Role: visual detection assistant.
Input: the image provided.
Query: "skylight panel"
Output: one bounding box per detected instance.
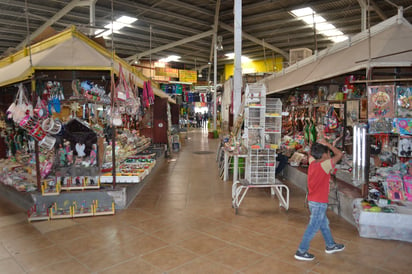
[97,15,137,38]
[290,7,348,43]
[117,15,138,24]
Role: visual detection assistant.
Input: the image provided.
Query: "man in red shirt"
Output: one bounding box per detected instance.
[295,139,344,261]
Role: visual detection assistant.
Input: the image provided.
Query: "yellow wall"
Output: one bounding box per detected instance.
[224,57,283,80]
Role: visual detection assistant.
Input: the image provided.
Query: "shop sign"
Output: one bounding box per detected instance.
[155,67,179,78]
[179,70,197,83]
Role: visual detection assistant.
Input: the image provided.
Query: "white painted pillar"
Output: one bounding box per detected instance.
[233,0,242,118]
[213,33,217,131]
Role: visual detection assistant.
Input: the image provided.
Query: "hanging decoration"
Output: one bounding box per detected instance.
[396,86,412,118]
[368,85,395,118]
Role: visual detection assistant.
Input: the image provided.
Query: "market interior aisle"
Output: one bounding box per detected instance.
[0,128,411,273]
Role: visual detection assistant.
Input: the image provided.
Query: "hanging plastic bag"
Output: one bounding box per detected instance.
[7,83,33,123]
[115,65,130,102]
[110,107,123,127]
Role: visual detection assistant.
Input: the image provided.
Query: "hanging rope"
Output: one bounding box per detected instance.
[109,0,117,190]
[24,0,33,68]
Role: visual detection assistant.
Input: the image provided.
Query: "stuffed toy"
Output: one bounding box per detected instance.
[398,138,412,157]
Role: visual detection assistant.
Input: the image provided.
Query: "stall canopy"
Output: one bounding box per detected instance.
[0,26,173,102]
[263,13,412,95]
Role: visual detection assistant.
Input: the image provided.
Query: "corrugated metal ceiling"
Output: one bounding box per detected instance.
[0,0,411,80]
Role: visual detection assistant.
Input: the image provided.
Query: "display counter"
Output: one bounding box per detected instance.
[352,198,412,242]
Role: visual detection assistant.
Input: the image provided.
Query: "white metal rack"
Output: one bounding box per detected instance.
[264,98,282,149]
[246,148,277,184]
[232,179,289,214]
[244,84,266,147]
[232,83,289,214]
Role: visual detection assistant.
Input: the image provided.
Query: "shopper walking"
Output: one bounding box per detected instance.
[202,112,208,127]
[294,139,344,261]
[195,113,201,128]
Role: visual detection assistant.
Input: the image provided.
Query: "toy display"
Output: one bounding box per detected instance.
[27,203,50,222]
[41,179,61,196]
[50,201,72,219]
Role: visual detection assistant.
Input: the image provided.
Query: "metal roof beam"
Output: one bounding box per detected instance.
[116,0,210,28]
[16,0,90,50]
[137,16,200,35]
[219,22,288,59]
[125,29,214,61]
[166,0,214,17]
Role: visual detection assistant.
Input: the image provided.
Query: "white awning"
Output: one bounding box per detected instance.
[0,26,173,102]
[263,15,412,94]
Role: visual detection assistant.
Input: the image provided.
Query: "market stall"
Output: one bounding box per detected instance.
[0,26,173,221]
[257,13,412,239]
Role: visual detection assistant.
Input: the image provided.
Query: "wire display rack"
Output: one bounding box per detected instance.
[264,98,282,149]
[246,148,277,184]
[232,148,289,214]
[231,83,289,214]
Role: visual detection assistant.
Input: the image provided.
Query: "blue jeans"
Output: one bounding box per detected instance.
[298,201,335,253]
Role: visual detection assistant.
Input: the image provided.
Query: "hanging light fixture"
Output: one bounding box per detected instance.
[198,70,203,78]
[216,35,223,51]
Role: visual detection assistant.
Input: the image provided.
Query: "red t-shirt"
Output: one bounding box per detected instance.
[307,157,333,203]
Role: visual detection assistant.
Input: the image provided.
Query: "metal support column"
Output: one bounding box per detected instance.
[233,0,242,118]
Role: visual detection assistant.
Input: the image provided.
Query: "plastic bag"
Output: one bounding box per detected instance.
[7,84,33,123]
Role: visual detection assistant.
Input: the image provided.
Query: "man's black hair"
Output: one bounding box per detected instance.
[311,142,329,160]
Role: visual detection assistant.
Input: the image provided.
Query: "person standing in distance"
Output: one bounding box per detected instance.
[294,139,345,261]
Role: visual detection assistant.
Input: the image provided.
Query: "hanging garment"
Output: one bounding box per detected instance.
[147,80,155,105]
[142,81,149,108]
[175,84,182,94]
[207,93,212,102]
[193,93,200,102]
[188,92,194,103]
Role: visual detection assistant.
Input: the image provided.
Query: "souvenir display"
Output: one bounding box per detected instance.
[368,85,395,119]
[396,86,412,117]
[0,68,159,223]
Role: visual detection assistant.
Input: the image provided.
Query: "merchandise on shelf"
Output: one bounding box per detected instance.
[100,153,156,184]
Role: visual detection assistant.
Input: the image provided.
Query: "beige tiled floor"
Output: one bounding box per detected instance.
[0,128,411,273]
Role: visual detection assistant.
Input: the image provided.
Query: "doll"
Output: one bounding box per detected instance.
[59,144,66,166]
[75,143,86,157]
[89,144,97,166]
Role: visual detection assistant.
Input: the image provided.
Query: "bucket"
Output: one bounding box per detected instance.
[42,118,62,134]
[39,135,56,150]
